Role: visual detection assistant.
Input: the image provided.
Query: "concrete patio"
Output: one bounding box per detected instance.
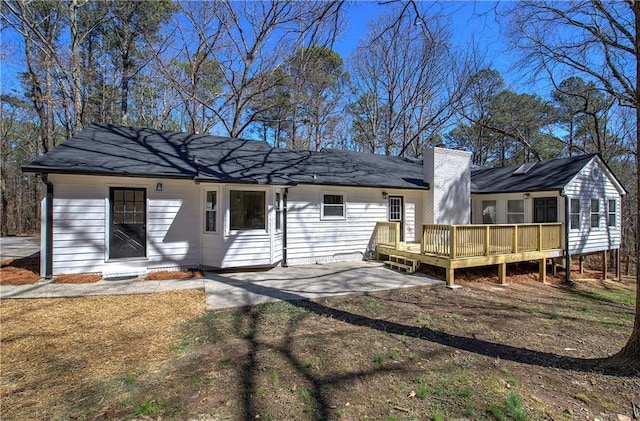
[0,261,443,310]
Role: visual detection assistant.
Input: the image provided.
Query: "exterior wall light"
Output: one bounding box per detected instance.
[523,193,530,199]
[382,191,388,200]
[156,182,163,192]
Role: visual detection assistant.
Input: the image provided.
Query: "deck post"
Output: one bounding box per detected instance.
[450,226,457,259]
[446,267,455,286]
[615,248,621,281]
[484,225,490,256]
[579,256,584,274]
[537,224,543,251]
[539,258,547,283]
[394,222,400,250]
[512,225,518,253]
[602,250,608,280]
[420,225,425,254]
[498,262,507,285]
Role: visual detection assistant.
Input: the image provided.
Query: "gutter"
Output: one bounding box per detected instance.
[561,189,571,283]
[282,188,288,267]
[40,174,54,279]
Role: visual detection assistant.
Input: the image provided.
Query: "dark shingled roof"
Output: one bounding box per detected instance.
[470,154,597,194]
[23,123,427,190]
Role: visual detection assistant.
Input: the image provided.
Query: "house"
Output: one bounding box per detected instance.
[22,123,626,283]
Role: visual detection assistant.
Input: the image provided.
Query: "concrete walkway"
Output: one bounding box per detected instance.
[0,261,443,310]
[0,236,40,260]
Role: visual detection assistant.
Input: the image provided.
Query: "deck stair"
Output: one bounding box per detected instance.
[384,255,419,274]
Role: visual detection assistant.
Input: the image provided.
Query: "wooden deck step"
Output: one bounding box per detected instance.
[384,255,419,274]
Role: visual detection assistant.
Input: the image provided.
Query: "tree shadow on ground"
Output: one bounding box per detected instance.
[211,276,634,378]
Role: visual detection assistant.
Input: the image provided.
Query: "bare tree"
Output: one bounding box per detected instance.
[508,0,639,371]
[207,0,345,139]
[348,5,469,157]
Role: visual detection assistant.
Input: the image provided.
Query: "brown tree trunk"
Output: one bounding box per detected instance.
[605,1,640,372]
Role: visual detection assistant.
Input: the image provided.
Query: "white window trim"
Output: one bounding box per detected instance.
[481,200,497,224]
[506,199,525,224]
[204,189,219,235]
[320,191,347,220]
[227,187,269,234]
[607,198,617,228]
[590,198,600,229]
[275,191,282,232]
[570,198,581,231]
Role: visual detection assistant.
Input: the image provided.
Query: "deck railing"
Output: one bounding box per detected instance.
[419,223,562,259]
[372,221,401,250]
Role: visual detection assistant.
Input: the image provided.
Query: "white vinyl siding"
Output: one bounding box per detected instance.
[49,174,201,276]
[564,158,623,254]
[285,185,422,265]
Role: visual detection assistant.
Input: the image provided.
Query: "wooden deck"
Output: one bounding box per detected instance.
[374,222,564,285]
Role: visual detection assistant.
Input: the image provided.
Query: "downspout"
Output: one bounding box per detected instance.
[282,188,288,267]
[563,190,571,283]
[41,174,54,279]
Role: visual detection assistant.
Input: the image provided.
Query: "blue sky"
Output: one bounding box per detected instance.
[335,1,521,89]
[0,1,531,100]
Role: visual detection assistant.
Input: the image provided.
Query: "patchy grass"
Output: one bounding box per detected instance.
[0,257,40,285]
[1,275,638,420]
[1,290,205,419]
[144,269,205,281]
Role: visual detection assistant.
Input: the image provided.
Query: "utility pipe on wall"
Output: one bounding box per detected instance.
[41,173,54,279]
[282,188,288,267]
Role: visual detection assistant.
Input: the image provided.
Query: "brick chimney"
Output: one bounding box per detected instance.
[423,147,471,225]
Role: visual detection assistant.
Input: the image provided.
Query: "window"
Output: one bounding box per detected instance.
[570,199,581,230]
[322,194,345,219]
[275,192,282,230]
[590,198,600,228]
[607,199,617,227]
[230,190,265,230]
[205,191,217,232]
[482,200,496,224]
[507,200,525,223]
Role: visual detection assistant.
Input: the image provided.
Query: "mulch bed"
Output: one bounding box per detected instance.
[53,274,102,284]
[144,269,205,281]
[0,257,41,285]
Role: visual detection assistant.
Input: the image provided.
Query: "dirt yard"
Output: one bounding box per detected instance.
[0,266,638,420]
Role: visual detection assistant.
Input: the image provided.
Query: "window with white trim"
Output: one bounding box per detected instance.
[230,190,266,230]
[570,198,581,230]
[607,199,616,227]
[590,198,600,229]
[275,192,282,230]
[205,191,217,232]
[482,200,496,224]
[506,199,525,223]
[322,194,345,219]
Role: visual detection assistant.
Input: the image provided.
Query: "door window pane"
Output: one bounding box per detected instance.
[110,187,146,259]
